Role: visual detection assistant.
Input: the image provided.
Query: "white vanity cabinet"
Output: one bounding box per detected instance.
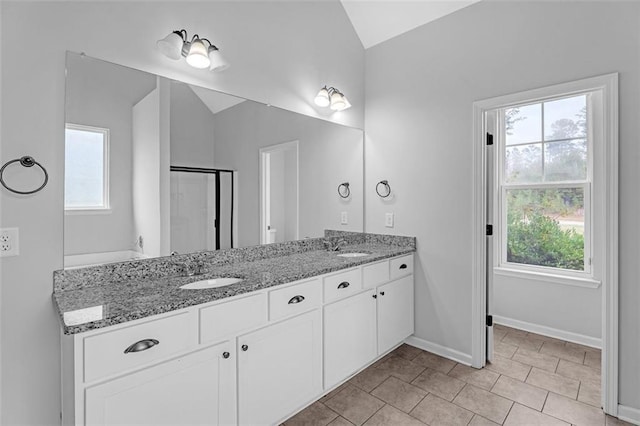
[61,253,414,426]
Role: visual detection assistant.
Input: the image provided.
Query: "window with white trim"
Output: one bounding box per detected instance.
[65,124,110,211]
[498,94,592,276]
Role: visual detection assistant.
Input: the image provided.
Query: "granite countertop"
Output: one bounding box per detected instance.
[53,242,415,335]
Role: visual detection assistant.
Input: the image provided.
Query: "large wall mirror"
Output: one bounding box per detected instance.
[64,52,364,268]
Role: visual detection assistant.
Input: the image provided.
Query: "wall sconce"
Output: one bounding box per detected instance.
[314,86,351,111]
[157,29,229,72]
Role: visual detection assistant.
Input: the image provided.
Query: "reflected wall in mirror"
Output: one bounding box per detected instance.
[64,52,364,268]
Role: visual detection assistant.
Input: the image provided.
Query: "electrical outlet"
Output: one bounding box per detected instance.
[341,211,348,225]
[0,228,19,257]
[385,213,394,228]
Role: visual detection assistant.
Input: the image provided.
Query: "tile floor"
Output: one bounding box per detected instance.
[282,324,632,426]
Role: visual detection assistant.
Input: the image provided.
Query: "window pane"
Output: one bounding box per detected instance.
[65,128,105,208]
[544,139,587,181]
[505,103,542,145]
[505,143,542,183]
[544,95,587,140]
[506,187,584,271]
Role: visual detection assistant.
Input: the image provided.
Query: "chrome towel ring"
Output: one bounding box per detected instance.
[0,156,49,195]
[376,180,391,198]
[338,182,350,198]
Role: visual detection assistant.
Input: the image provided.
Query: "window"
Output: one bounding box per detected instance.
[65,124,110,211]
[499,94,591,275]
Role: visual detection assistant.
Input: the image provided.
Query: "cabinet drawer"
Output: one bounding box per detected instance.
[83,311,197,383]
[362,260,390,289]
[269,278,321,321]
[323,268,362,303]
[200,293,267,345]
[390,254,414,280]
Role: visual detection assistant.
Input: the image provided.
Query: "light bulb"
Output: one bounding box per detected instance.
[208,47,230,72]
[314,87,330,107]
[186,39,210,69]
[157,31,184,60]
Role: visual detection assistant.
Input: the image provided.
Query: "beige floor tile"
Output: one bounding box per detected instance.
[494,340,518,358]
[526,332,570,345]
[284,402,338,426]
[486,355,531,381]
[502,333,545,351]
[526,368,580,399]
[370,376,427,413]
[411,368,466,401]
[499,326,528,337]
[448,364,500,390]
[585,350,602,370]
[324,385,385,426]
[391,344,424,361]
[493,328,508,341]
[557,359,601,384]
[540,341,586,364]
[606,415,634,425]
[320,383,350,403]
[566,341,600,354]
[491,375,548,411]
[411,351,457,374]
[362,404,426,426]
[578,380,602,408]
[374,355,425,383]
[543,392,605,426]
[469,414,500,425]
[504,403,570,426]
[512,347,560,372]
[410,393,474,426]
[453,384,513,424]
[327,417,354,426]
[349,367,391,393]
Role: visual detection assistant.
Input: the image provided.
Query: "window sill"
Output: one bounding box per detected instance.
[493,267,601,289]
[65,208,112,216]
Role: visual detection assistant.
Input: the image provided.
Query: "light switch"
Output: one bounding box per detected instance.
[341,211,348,225]
[385,213,394,228]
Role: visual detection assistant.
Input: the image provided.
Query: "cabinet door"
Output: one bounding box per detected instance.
[324,289,377,389]
[238,309,322,426]
[377,275,414,354]
[85,341,236,426]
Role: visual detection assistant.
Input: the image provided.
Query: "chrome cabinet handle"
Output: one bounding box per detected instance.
[223,351,230,359]
[288,295,305,304]
[399,264,408,269]
[372,294,377,299]
[241,344,248,351]
[380,291,385,296]
[124,339,159,354]
[337,281,350,289]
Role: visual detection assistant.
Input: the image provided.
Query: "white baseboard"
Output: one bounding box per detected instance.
[404,335,472,366]
[618,405,640,425]
[493,315,602,349]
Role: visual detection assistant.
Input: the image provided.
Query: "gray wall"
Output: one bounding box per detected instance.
[213,101,364,248]
[364,0,639,410]
[0,2,364,424]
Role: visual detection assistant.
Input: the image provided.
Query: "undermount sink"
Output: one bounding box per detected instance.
[180,278,243,290]
[337,252,370,258]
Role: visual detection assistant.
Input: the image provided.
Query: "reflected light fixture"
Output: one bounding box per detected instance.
[157,29,230,72]
[314,86,351,111]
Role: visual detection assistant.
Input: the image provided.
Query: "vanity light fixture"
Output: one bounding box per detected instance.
[314,86,351,111]
[157,29,229,72]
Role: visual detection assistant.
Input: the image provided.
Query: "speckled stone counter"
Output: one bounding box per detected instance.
[53,232,416,335]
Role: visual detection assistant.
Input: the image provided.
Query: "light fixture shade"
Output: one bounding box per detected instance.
[186,39,210,69]
[157,32,184,60]
[314,87,330,107]
[208,47,230,72]
[329,90,346,111]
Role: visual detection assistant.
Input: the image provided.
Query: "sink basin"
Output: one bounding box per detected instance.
[337,252,370,258]
[180,278,243,290]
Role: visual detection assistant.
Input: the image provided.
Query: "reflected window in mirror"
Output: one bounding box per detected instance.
[65,123,110,211]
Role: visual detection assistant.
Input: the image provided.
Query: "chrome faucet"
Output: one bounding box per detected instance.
[325,238,347,251]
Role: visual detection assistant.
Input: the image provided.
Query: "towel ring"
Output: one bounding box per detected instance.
[376,180,391,198]
[338,182,350,198]
[0,156,49,195]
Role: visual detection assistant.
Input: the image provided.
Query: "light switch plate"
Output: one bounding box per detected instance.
[0,227,19,257]
[385,213,394,228]
[341,211,348,225]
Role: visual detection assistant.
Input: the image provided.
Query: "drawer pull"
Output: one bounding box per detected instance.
[241,344,249,351]
[223,351,230,359]
[288,295,305,304]
[337,281,350,289]
[399,264,408,269]
[124,339,159,354]
[372,294,377,299]
[380,291,385,296]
